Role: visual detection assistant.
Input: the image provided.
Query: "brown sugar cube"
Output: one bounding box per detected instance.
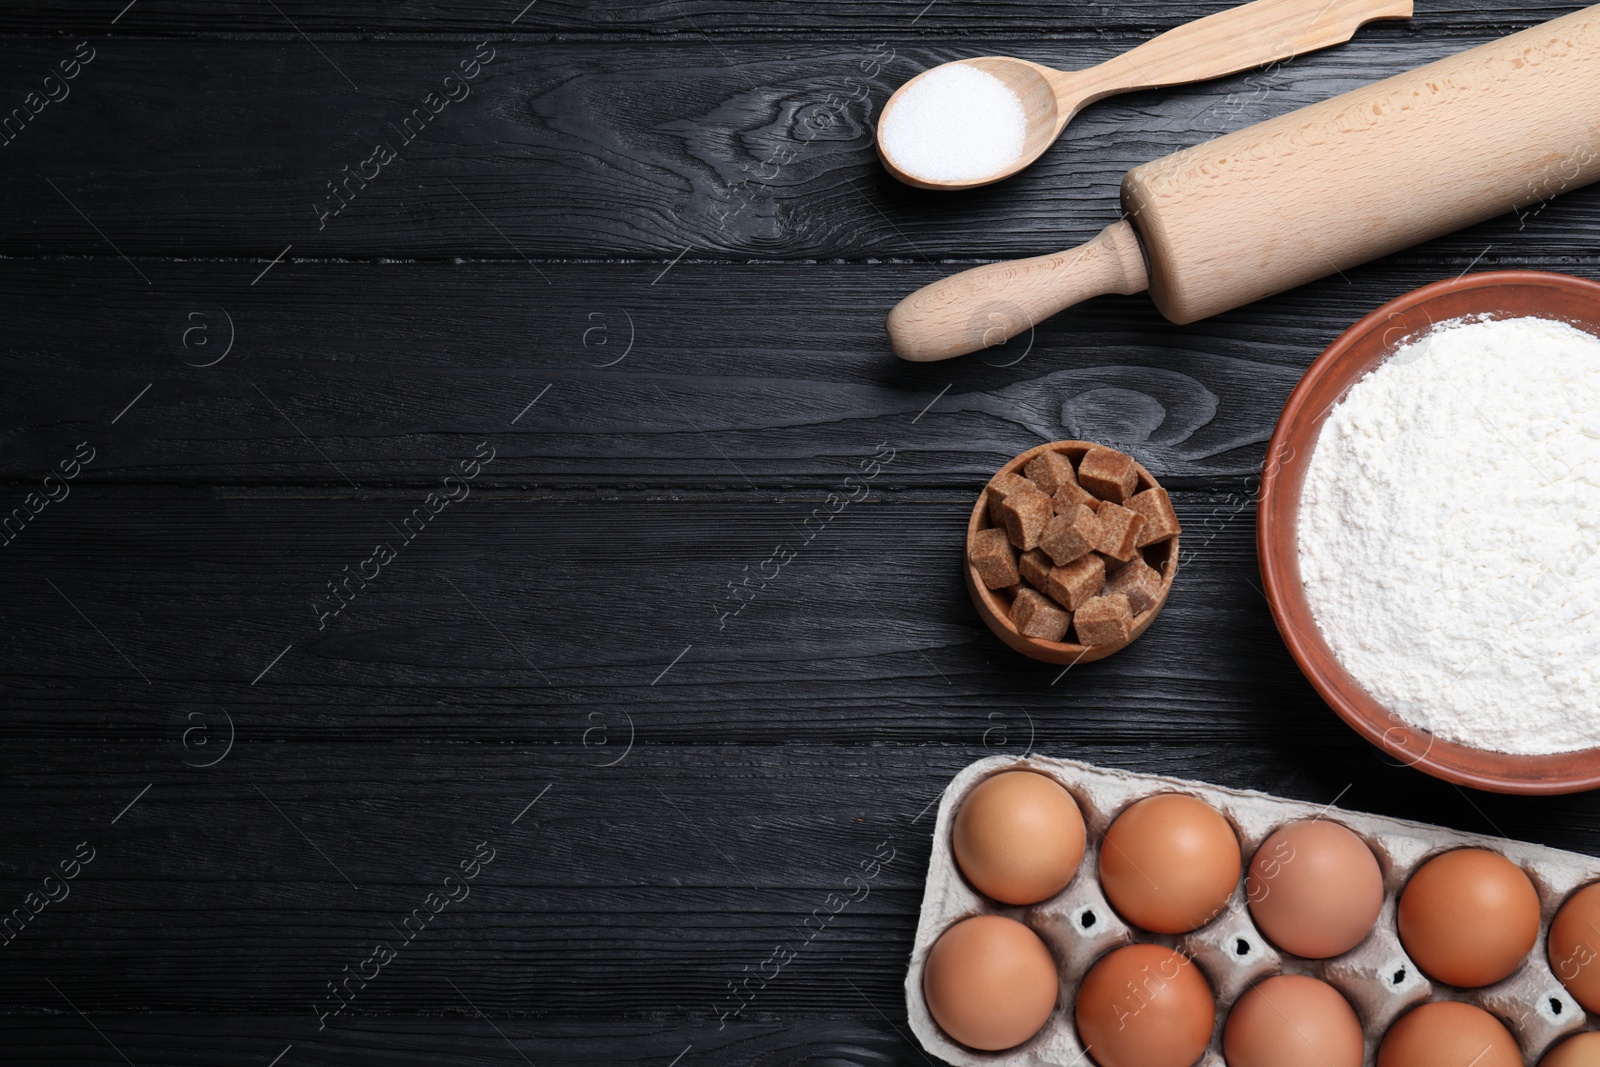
[995,488,1054,551]
[987,472,1035,524]
[1074,593,1134,646]
[1127,487,1182,546]
[1051,481,1099,514]
[1010,588,1071,643]
[1078,447,1140,503]
[1024,450,1080,497]
[1108,556,1163,615]
[989,472,1033,500]
[1019,549,1054,591]
[1095,502,1147,563]
[987,472,1034,510]
[1039,505,1103,566]
[968,528,1020,590]
[1044,553,1106,612]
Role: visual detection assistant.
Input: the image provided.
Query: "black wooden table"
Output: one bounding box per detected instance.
[4,3,1600,1064]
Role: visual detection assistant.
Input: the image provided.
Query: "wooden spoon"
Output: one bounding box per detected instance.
[877,0,1413,191]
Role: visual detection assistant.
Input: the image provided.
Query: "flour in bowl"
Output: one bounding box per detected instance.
[1298,316,1600,755]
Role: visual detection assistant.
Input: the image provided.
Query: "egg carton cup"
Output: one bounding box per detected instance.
[907,755,1600,1067]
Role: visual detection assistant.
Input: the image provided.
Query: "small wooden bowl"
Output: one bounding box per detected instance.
[1259,271,1600,796]
[966,441,1179,665]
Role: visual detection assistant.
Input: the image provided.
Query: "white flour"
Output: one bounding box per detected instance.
[1298,316,1600,755]
[878,65,1026,183]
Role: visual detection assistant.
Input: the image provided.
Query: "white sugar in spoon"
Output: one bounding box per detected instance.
[877,0,1413,190]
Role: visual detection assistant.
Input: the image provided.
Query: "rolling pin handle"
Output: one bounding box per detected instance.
[887,221,1150,363]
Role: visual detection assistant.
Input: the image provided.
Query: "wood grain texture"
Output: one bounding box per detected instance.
[2,257,1593,487]
[0,488,1313,746]
[0,1,1566,36]
[6,34,1600,260]
[3,743,1598,1019]
[0,1016,920,1067]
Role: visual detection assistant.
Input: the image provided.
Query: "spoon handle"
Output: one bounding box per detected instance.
[1065,0,1413,104]
[887,223,1149,363]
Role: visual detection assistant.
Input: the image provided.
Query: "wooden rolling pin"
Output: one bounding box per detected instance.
[888,5,1600,362]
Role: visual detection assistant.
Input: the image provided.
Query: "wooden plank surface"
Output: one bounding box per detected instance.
[0,1,1566,36]
[1,255,1593,486]
[7,2,1600,1064]
[6,33,1600,259]
[4,743,1597,1018]
[0,488,1313,746]
[5,488,1600,1015]
[0,1016,915,1067]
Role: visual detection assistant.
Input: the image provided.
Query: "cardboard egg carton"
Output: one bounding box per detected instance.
[907,755,1600,1067]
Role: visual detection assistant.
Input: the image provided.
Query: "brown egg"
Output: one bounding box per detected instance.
[1223,975,1363,1067]
[922,915,1058,1051]
[1247,820,1384,959]
[1099,793,1242,933]
[1549,883,1600,1012]
[1542,1032,1600,1067]
[1397,849,1540,987]
[1376,1001,1521,1067]
[1075,943,1215,1067]
[953,771,1086,905]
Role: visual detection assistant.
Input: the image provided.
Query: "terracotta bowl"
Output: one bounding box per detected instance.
[966,441,1179,665]
[1259,270,1600,795]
